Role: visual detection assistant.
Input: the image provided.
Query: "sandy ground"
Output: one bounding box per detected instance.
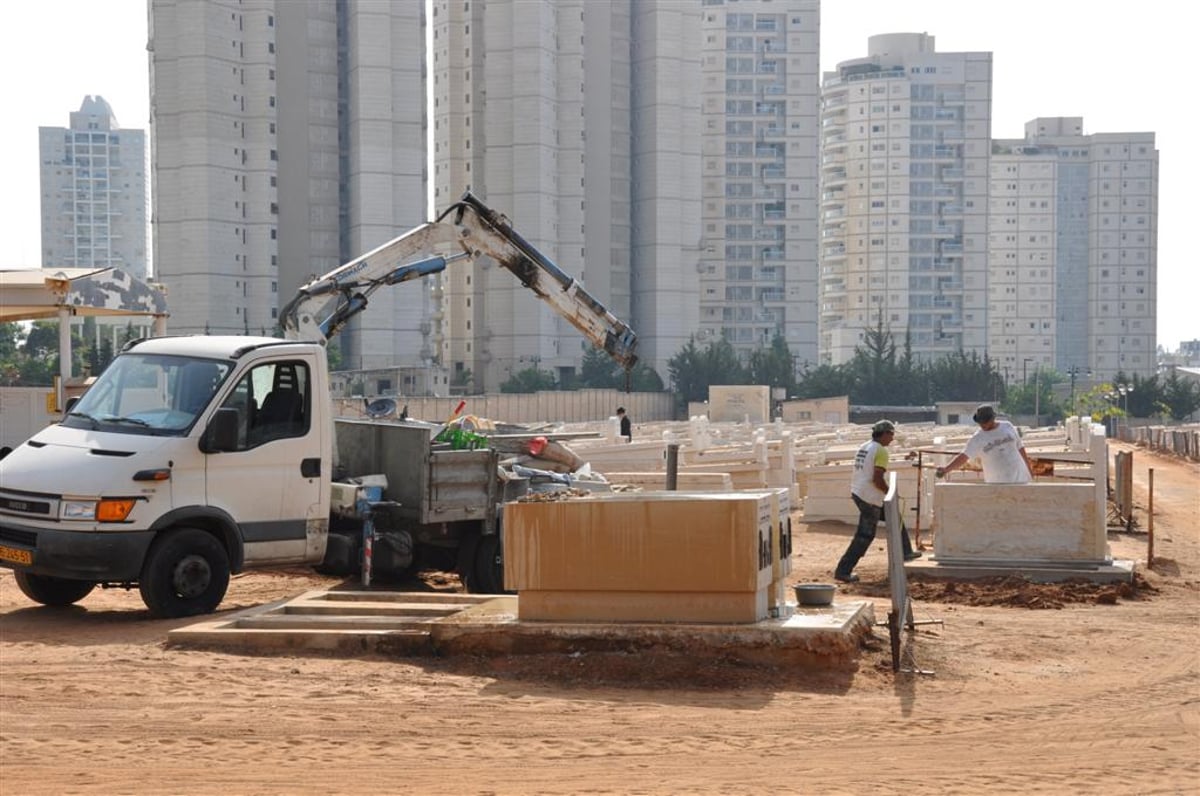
[1,441,1197,795]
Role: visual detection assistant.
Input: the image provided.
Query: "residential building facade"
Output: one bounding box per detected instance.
[149,0,428,374]
[818,33,992,365]
[431,0,701,390]
[698,0,820,370]
[39,96,147,277]
[989,117,1158,382]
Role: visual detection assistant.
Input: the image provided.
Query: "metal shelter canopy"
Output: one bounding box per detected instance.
[0,267,167,323]
[0,267,169,406]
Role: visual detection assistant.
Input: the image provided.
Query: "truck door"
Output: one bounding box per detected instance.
[206,357,325,565]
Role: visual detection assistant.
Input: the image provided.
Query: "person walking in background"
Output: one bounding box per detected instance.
[834,419,920,583]
[935,404,1033,484]
[616,406,632,442]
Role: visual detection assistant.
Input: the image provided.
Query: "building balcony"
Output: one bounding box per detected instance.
[822,94,847,110]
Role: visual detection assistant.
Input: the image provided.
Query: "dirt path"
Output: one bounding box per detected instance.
[1,443,1197,794]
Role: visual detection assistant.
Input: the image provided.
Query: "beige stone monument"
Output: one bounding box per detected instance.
[504,491,779,624]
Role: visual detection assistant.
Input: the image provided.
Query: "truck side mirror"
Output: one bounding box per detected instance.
[64,396,79,414]
[200,407,240,453]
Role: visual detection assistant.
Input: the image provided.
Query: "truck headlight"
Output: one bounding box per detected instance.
[61,499,136,522]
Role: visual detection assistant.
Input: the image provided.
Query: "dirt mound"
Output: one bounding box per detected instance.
[840,572,1157,609]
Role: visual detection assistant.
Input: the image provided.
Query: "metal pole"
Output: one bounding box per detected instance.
[58,307,72,412]
[1147,468,1155,568]
[914,451,923,550]
[665,443,679,491]
[1034,366,1040,426]
[361,506,374,588]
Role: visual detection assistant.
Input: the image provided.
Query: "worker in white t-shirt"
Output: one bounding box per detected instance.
[936,404,1033,484]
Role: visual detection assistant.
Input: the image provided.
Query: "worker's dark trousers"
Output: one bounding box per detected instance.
[835,494,915,578]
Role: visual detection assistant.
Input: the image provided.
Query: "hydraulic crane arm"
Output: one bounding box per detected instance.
[279,191,638,371]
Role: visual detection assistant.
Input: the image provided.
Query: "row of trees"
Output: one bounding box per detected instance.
[501,318,1200,423]
[7,317,1199,422]
[0,319,145,387]
[666,320,1002,407]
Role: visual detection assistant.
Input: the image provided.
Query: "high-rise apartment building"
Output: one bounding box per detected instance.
[698,0,820,369]
[150,0,426,372]
[989,118,1158,382]
[431,0,701,390]
[819,33,992,365]
[39,96,147,277]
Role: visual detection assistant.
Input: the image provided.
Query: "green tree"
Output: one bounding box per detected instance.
[325,339,344,372]
[19,321,63,386]
[579,347,622,388]
[667,337,707,402]
[1000,369,1064,423]
[450,367,474,394]
[747,333,797,396]
[666,336,749,403]
[926,351,1004,403]
[574,347,663,392]
[625,360,665,392]
[500,367,557,393]
[847,312,909,404]
[1160,369,1200,421]
[793,363,855,400]
[0,322,25,385]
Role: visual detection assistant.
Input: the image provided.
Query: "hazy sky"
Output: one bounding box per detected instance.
[2,1,1193,350]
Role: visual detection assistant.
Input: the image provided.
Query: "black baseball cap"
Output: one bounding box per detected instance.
[973,404,996,424]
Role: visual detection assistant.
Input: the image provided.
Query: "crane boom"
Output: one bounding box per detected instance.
[279,191,638,371]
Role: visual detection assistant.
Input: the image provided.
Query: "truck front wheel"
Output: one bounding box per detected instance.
[139,527,230,618]
[14,571,95,606]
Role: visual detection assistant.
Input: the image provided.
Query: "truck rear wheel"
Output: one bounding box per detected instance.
[472,533,506,594]
[13,571,95,606]
[139,527,230,618]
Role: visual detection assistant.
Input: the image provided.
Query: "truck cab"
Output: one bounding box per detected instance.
[0,335,332,617]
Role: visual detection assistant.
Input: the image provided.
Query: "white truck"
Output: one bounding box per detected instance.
[0,192,637,617]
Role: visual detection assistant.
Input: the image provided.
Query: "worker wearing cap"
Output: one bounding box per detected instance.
[936,404,1033,484]
[834,419,921,584]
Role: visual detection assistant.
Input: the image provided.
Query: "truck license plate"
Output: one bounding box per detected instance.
[0,545,33,565]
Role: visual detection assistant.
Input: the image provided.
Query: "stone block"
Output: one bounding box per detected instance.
[504,492,774,623]
[933,482,1106,563]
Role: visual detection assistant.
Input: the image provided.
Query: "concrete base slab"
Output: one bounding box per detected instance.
[905,557,1136,584]
[168,589,877,669]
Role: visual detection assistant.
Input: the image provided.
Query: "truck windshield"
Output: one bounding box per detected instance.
[62,354,232,436]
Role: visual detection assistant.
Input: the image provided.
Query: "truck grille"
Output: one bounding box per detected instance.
[0,488,59,521]
[0,496,51,515]
[0,526,37,547]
